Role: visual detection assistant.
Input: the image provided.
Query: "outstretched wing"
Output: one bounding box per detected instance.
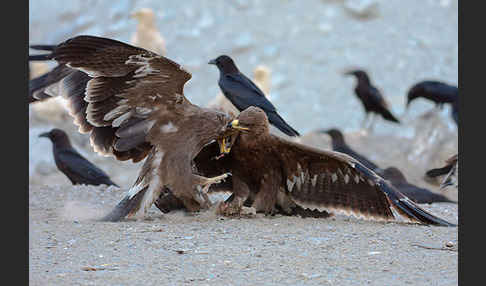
[273,136,455,226]
[38,35,200,163]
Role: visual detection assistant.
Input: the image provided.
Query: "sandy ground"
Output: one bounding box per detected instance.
[29,0,458,285]
[29,183,457,286]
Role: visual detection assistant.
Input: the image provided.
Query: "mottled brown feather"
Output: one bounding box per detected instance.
[32,35,235,221]
[216,107,454,226]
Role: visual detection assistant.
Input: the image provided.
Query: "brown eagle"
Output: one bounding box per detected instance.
[31,35,233,221]
[206,107,454,226]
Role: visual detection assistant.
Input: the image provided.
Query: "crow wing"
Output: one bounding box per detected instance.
[56,149,118,186]
[221,73,277,113]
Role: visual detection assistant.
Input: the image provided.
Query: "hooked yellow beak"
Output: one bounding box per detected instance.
[230,120,249,131]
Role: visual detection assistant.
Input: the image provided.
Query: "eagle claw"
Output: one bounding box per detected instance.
[200,172,232,193]
[217,196,254,217]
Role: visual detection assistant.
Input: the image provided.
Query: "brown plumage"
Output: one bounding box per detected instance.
[29,35,233,221]
[29,44,74,103]
[39,128,119,187]
[209,107,454,226]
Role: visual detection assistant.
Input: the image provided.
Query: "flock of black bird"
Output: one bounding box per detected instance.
[29,34,457,225]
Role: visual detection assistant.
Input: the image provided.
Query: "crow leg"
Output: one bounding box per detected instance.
[361,112,370,129]
[367,113,376,132]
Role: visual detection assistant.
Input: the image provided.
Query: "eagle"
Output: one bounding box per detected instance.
[30,35,454,226]
[207,106,454,226]
[30,35,233,221]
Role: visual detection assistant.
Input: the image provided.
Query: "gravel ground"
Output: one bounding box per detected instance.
[29,0,458,285]
[29,184,457,286]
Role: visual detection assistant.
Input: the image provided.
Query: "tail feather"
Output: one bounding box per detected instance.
[267,111,300,137]
[380,108,400,123]
[100,187,148,222]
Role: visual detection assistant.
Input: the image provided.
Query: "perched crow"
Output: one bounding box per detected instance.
[320,128,381,173]
[406,80,458,109]
[39,128,119,187]
[345,70,400,128]
[209,55,300,137]
[382,167,456,204]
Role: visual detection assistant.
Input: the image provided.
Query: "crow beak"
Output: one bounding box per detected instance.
[208,59,216,65]
[39,132,50,138]
[343,70,355,76]
[229,120,250,131]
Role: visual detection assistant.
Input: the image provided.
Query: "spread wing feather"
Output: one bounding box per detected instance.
[35,35,198,163]
[273,136,455,226]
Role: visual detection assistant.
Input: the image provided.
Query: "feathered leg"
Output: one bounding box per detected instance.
[217,175,252,216]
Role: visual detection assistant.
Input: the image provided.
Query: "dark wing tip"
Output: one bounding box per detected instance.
[354,164,456,227]
[382,183,456,227]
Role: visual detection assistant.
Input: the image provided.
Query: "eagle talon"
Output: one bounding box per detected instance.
[200,173,232,193]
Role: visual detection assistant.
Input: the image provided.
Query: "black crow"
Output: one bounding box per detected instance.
[406,80,458,109]
[209,55,300,137]
[320,128,381,173]
[382,167,456,204]
[345,69,400,128]
[39,128,119,187]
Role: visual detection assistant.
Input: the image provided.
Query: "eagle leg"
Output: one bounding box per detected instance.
[250,171,281,215]
[199,172,232,193]
[183,172,232,211]
[217,175,253,216]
